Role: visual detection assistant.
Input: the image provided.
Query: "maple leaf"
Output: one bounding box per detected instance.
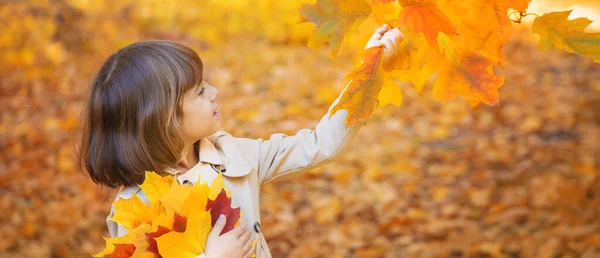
[330,47,385,125]
[437,0,530,62]
[95,235,135,258]
[503,0,530,12]
[99,172,241,257]
[378,76,402,107]
[95,224,155,258]
[139,171,173,203]
[208,173,230,200]
[148,212,175,233]
[432,33,504,106]
[206,189,241,235]
[109,192,164,230]
[532,10,600,63]
[182,180,210,217]
[368,0,397,25]
[160,179,192,215]
[107,244,136,258]
[299,0,372,58]
[145,226,171,256]
[385,33,435,93]
[155,209,213,257]
[173,213,187,232]
[394,0,456,48]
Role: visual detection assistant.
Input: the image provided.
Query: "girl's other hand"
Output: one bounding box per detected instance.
[205,214,254,258]
[364,24,405,69]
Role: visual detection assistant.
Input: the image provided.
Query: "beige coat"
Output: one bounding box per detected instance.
[107,91,362,257]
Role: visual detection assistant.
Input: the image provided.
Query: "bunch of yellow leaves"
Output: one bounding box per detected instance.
[95,172,242,258]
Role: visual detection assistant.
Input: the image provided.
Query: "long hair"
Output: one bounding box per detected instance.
[78,40,203,188]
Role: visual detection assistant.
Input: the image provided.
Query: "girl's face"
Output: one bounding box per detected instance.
[180,80,221,143]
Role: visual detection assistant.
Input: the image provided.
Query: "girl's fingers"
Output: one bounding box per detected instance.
[244,246,255,258]
[208,214,226,238]
[384,30,402,40]
[385,28,403,38]
[227,225,246,238]
[242,240,253,257]
[376,24,390,34]
[382,37,395,51]
[382,31,403,45]
[371,24,390,41]
[388,37,397,49]
[238,228,251,242]
[369,31,384,41]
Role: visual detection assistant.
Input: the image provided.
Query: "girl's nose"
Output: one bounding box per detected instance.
[209,85,218,101]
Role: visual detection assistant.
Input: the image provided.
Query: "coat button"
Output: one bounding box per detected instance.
[253,222,261,233]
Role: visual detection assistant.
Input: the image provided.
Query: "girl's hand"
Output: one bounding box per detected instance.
[205,215,254,258]
[364,24,404,69]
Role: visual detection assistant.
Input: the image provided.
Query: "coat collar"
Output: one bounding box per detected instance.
[164,130,253,178]
[198,137,223,165]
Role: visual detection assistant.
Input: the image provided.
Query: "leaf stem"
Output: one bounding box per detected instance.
[509,11,540,23]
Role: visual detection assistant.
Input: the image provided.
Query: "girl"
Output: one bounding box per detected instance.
[79,24,403,258]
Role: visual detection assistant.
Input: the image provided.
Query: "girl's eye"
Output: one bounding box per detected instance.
[198,87,205,95]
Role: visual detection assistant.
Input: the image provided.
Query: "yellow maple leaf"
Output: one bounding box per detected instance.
[109,192,164,230]
[155,211,212,258]
[160,179,193,215]
[385,33,435,93]
[208,173,231,199]
[299,0,372,58]
[139,171,174,203]
[149,211,176,233]
[94,224,155,258]
[368,0,397,25]
[532,10,600,63]
[433,33,504,106]
[94,234,133,257]
[183,180,211,218]
[378,76,402,107]
[99,171,243,257]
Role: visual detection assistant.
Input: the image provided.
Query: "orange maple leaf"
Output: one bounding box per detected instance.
[436,0,530,62]
[106,244,136,258]
[394,0,456,48]
[330,47,397,125]
[433,33,504,106]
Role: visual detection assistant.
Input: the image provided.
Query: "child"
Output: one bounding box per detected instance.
[79,24,403,258]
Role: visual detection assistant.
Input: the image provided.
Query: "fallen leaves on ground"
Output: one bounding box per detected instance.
[0,1,599,257]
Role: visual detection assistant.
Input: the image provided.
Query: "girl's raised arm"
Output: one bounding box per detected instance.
[233,24,403,185]
[233,83,361,185]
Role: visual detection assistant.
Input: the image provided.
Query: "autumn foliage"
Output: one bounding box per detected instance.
[95,172,244,258]
[299,0,600,125]
[1,0,599,257]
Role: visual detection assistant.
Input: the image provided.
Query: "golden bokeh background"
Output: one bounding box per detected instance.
[1,0,599,257]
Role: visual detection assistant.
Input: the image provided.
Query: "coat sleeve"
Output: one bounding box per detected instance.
[233,81,364,184]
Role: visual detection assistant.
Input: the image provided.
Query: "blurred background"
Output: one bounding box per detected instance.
[1,0,599,257]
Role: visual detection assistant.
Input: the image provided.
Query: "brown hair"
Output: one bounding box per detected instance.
[78,40,203,188]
